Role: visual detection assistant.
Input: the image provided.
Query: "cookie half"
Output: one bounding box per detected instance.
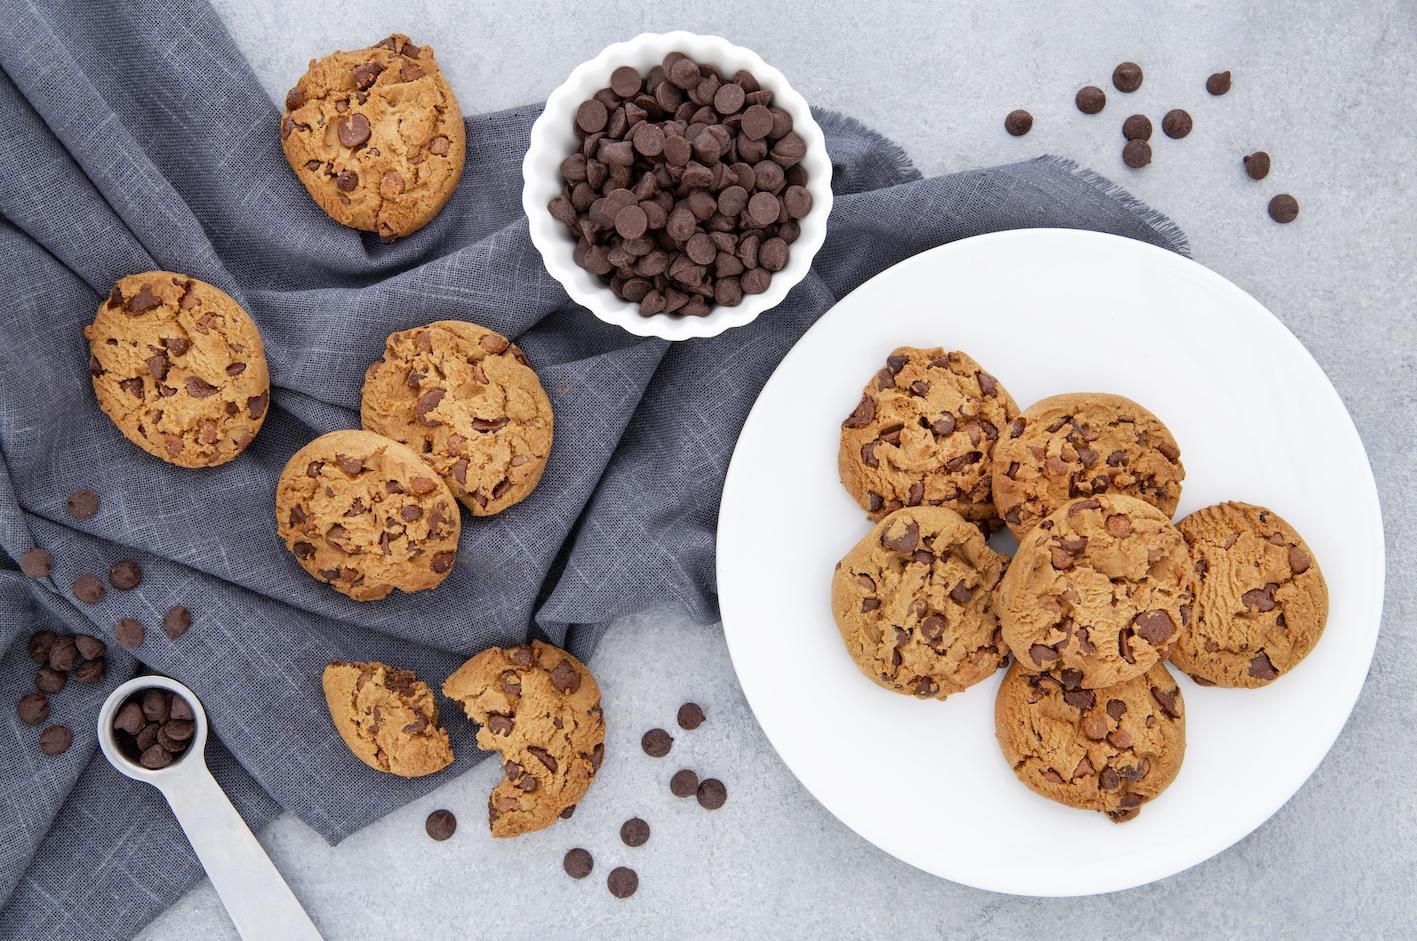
[839,348,1019,528]
[831,506,1009,699]
[85,273,270,467]
[991,392,1184,538]
[361,321,553,516]
[1000,494,1193,689]
[281,34,466,241]
[995,660,1185,822]
[1170,502,1327,687]
[276,430,461,600]
[443,641,605,837]
[322,660,453,777]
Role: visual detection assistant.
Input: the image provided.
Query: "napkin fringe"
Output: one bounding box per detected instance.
[814,107,923,184]
[1041,156,1191,257]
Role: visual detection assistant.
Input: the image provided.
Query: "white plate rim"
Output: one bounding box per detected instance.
[717,227,1386,897]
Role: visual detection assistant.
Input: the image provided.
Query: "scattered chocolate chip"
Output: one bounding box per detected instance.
[620,817,650,847]
[670,768,699,797]
[641,728,673,757]
[1112,62,1143,93]
[1122,114,1152,141]
[47,636,77,672]
[1123,139,1152,169]
[1004,109,1033,136]
[1242,150,1271,181]
[1075,85,1106,114]
[676,702,706,730]
[78,634,105,661]
[1161,109,1192,139]
[1206,70,1232,96]
[19,548,53,578]
[425,809,457,841]
[39,725,73,755]
[564,848,594,879]
[1268,194,1299,223]
[696,777,727,810]
[115,618,145,650]
[66,489,99,520]
[17,693,49,725]
[108,560,142,591]
[36,667,66,694]
[607,866,638,899]
[72,574,105,604]
[28,631,57,664]
[72,658,104,684]
[163,606,192,639]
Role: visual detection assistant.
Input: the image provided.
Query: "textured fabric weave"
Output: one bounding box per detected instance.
[0,0,1186,936]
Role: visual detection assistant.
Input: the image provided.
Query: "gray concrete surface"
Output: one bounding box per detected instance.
[142,1,1416,938]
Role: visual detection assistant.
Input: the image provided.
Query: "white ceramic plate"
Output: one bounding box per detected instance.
[718,229,1384,897]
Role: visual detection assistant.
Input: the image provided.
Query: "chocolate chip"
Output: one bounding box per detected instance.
[1004,109,1033,136]
[66,488,99,519]
[670,768,699,797]
[1268,194,1299,223]
[677,702,706,730]
[1123,139,1152,169]
[1075,85,1106,114]
[1248,651,1279,680]
[1122,114,1152,141]
[28,631,56,664]
[1161,109,1192,139]
[185,376,218,398]
[20,548,53,578]
[73,658,104,684]
[1132,609,1175,645]
[1289,546,1311,574]
[560,804,576,819]
[696,777,727,810]
[108,560,142,591]
[140,745,173,769]
[607,866,638,899]
[641,728,673,757]
[125,285,162,314]
[550,659,581,693]
[1112,62,1143,93]
[113,701,145,735]
[39,725,73,755]
[36,667,65,694]
[1106,698,1128,721]
[620,817,650,847]
[17,693,49,725]
[163,605,192,639]
[425,809,457,841]
[1206,70,1232,95]
[564,848,594,879]
[881,520,920,554]
[337,112,371,147]
[843,394,876,429]
[72,574,105,604]
[1244,151,1271,180]
[1150,685,1182,718]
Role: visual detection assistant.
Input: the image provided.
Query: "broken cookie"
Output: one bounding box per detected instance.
[322,660,453,777]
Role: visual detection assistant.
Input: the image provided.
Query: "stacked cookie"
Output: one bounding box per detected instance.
[276,321,554,600]
[832,347,1328,822]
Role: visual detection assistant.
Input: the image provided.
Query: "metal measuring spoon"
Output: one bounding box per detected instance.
[97,675,323,940]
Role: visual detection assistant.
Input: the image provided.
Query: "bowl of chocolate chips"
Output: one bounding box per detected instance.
[524,31,833,340]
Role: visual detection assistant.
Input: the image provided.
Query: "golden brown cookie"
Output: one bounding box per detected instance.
[831,506,1009,699]
[442,641,604,838]
[1169,502,1328,687]
[839,348,1019,528]
[85,273,270,468]
[281,34,466,241]
[991,393,1184,538]
[1000,494,1193,689]
[322,660,453,777]
[995,660,1185,822]
[275,430,461,601]
[361,321,553,516]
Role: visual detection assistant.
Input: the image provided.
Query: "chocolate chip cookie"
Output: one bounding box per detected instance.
[1170,502,1328,687]
[991,393,1184,538]
[442,641,604,837]
[322,660,453,777]
[995,660,1185,822]
[361,321,553,516]
[281,34,466,242]
[85,273,270,467]
[840,348,1019,528]
[831,506,1009,699]
[275,430,461,600]
[1000,494,1193,689]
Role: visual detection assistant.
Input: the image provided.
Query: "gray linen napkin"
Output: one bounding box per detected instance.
[0,0,1186,936]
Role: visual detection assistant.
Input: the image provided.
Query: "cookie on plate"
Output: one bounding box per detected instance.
[361,321,553,516]
[1169,502,1327,687]
[85,273,270,467]
[275,430,461,601]
[839,348,1018,528]
[995,659,1185,823]
[831,506,1009,699]
[322,660,453,777]
[281,34,466,241]
[999,494,1193,689]
[443,641,605,837]
[991,392,1184,538]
